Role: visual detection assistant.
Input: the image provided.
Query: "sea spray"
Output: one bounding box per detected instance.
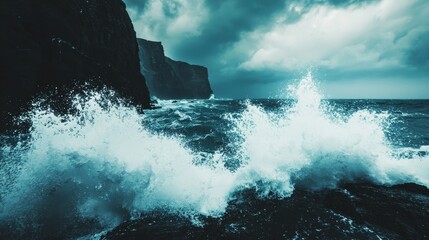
[0,91,235,239]
[1,74,428,239]
[231,73,428,195]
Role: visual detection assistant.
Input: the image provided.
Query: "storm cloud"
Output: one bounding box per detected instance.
[124,0,429,98]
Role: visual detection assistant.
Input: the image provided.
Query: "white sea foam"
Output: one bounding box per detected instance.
[1,73,428,236]
[230,73,429,197]
[0,92,235,233]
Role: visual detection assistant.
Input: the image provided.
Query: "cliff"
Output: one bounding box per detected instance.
[0,0,151,130]
[137,38,213,99]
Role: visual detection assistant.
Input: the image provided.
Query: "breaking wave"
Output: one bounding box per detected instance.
[1,73,428,238]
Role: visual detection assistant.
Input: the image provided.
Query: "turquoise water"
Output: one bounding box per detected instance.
[1,75,428,239]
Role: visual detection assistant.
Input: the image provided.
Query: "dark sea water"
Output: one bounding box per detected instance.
[0,75,428,239]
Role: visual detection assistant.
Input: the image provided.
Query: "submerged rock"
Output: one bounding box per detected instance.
[102,183,429,239]
[137,38,213,99]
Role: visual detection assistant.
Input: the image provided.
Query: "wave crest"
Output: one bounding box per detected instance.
[1,74,428,239]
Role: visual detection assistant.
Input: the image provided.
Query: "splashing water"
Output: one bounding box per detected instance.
[1,74,428,238]
[231,73,428,196]
[0,93,235,229]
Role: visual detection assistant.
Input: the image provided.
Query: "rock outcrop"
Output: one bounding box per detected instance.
[137,38,213,99]
[102,183,429,239]
[0,0,150,131]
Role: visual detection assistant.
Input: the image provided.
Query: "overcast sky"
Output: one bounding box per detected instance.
[124,0,429,99]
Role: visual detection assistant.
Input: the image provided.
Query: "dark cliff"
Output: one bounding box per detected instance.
[165,57,213,99]
[137,38,213,99]
[0,0,151,130]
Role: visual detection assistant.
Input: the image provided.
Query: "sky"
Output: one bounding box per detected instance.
[123,0,429,99]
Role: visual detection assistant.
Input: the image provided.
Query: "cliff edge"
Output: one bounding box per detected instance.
[137,38,213,99]
[0,0,151,131]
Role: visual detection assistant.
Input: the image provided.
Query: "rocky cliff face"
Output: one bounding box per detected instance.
[137,38,213,99]
[0,0,150,130]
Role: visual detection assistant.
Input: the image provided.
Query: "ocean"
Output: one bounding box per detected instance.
[1,75,428,239]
